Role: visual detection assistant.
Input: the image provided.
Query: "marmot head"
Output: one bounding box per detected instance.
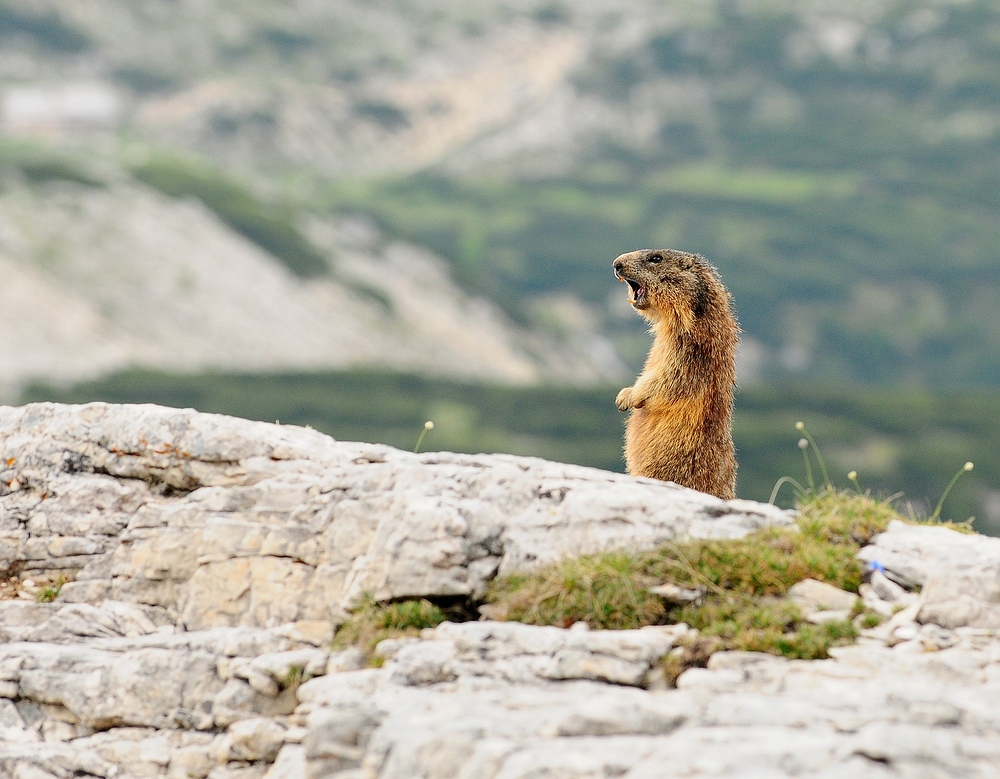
[613,248,724,326]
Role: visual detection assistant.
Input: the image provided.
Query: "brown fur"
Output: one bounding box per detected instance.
[613,248,739,499]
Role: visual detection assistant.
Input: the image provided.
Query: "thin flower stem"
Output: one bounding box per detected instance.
[931,462,974,522]
[801,444,815,494]
[414,420,435,453]
[769,476,806,505]
[796,422,831,490]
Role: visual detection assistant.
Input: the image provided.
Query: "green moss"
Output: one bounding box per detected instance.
[283,664,304,688]
[652,524,866,596]
[333,597,448,660]
[486,491,898,633]
[860,612,884,629]
[673,598,856,659]
[36,575,66,603]
[796,490,898,546]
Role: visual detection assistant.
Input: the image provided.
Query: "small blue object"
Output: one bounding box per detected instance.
[867,561,886,574]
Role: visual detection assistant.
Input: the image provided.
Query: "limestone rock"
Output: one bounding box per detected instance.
[0,402,793,630]
[857,520,1000,588]
[869,570,909,603]
[1,402,1000,777]
[788,578,858,613]
[222,717,288,762]
[381,620,691,688]
[917,562,1000,629]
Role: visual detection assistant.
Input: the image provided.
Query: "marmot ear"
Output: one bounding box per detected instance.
[679,254,693,270]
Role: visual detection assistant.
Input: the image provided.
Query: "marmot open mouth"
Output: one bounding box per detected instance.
[624,278,647,309]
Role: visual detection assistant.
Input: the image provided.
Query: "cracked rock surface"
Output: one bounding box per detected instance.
[1,402,999,778]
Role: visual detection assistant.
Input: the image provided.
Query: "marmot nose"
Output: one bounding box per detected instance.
[613,257,624,274]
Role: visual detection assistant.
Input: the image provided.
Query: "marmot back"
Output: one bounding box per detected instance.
[613,248,739,499]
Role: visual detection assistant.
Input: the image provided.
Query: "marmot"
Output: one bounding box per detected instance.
[613,248,739,499]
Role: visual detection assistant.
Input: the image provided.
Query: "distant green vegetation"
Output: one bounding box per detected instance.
[0,144,104,188]
[132,156,329,278]
[321,162,1000,387]
[316,1,1000,387]
[18,157,104,188]
[20,369,999,535]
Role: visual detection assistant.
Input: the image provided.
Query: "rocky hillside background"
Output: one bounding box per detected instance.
[4,0,1000,385]
[5,0,1000,526]
[0,171,621,394]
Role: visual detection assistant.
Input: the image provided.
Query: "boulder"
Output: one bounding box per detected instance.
[857,520,1000,588]
[917,562,1000,629]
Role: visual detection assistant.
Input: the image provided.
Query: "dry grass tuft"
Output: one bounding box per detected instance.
[484,490,908,679]
[332,597,447,661]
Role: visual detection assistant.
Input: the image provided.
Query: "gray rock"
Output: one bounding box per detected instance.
[0,402,793,632]
[858,520,1000,588]
[384,620,691,688]
[788,578,858,613]
[2,403,1000,778]
[859,583,898,618]
[262,745,307,779]
[223,717,288,762]
[918,562,1000,629]
[806,609,851,624]
[869,570,909,603]
[648,582,705,603]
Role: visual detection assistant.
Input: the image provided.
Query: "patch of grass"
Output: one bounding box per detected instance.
[859,612,884,629]
[36,575,66,603]
[333,597,448,660]
[486,490,908,678]
[910,518,976,534]
[485,552,665,630]
[673,598,856,659]
[796,490,897,547]
[655,523,865,596]
[283,664,304,689]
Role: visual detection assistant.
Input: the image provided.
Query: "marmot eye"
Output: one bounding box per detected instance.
[648,253,663,264]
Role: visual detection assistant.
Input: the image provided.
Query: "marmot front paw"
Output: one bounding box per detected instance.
[616,387,643,411]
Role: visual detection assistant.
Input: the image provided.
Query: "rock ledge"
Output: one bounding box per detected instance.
[0,402,998,778]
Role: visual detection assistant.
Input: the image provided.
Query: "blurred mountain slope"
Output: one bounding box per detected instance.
[0,170,622,395]
[3,1,1000,385]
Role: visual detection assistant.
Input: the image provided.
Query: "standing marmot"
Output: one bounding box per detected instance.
[613,249,739,499]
